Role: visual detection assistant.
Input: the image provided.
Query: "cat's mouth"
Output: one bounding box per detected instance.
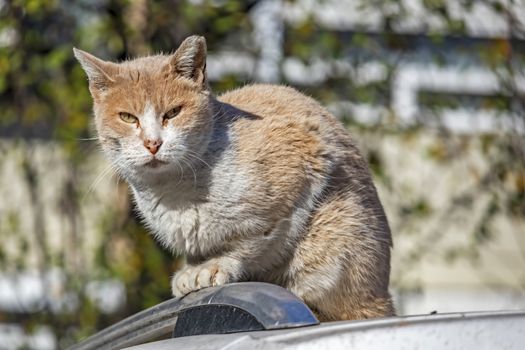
[144,158,168,168]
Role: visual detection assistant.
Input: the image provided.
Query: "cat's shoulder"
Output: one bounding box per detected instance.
[218,83,305,101]
[217,84,322,117]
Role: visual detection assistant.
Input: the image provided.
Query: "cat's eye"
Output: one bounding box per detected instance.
[163,106,182,123]
[119,112,138,124]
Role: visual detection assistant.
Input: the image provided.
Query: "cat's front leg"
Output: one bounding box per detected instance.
[171,256,243,298]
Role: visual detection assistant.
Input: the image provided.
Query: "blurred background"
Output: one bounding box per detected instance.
[0,0,524,348]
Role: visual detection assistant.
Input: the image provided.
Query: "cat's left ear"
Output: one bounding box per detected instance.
[169,36,208,88]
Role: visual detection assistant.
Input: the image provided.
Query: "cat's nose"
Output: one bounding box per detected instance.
[144,139,163,155]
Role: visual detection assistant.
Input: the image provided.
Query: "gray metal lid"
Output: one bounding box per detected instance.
[69,282,319,350]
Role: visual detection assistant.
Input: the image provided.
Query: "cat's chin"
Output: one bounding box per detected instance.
[143,158,169,170]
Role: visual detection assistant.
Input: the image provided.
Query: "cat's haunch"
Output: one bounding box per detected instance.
[75,35,394,321]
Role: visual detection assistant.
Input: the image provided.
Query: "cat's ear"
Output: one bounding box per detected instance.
[73,48,117,94]
[169,36,207,87]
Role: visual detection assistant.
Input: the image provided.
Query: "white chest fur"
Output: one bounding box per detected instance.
[132,184,206,256]
[129,155,264,258]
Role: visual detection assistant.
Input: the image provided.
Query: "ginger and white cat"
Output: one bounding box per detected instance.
[74,36,394,321]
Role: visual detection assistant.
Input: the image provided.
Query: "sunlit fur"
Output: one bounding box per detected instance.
[75,36,395,321]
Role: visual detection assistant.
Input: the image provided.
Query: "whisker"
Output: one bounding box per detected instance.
[173,160,185,187]
[82,163,115,203]
[185,150,212,170]
[210,103,230,122]
[181,157,197,189]
[77,137,99,141]
[115,170,121,201]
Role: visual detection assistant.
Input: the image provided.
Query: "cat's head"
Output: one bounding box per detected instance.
[74,36,212,180]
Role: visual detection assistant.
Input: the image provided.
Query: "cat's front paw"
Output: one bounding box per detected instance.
[171,258,240,298]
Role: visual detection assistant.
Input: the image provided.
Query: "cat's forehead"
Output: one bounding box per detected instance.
[117,55,171,78]
[100,56,201,112]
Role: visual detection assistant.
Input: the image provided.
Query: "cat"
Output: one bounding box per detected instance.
[74,35,394,321]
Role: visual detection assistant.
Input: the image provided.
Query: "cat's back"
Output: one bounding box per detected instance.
[217,84,337,163]
[217,84,352,152]
[218,84,322,119]
[217,84,362,166]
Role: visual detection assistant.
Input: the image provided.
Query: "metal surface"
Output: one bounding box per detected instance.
[69,282,319,350]
[172,304,265,337]
[124,310,525,350]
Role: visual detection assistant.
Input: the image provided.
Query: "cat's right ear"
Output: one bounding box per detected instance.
[73,48,117,95]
